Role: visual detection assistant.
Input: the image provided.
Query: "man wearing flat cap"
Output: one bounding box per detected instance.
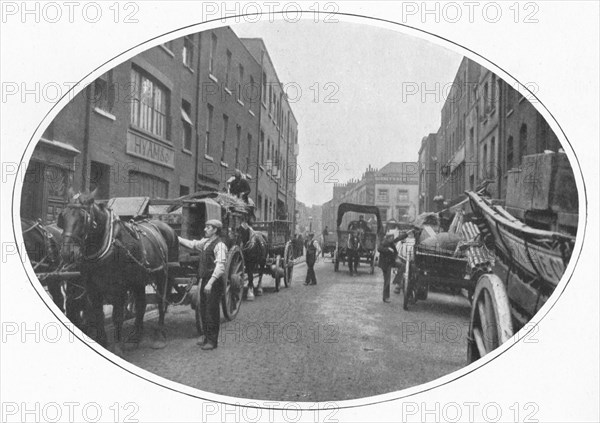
[178,219,228,350]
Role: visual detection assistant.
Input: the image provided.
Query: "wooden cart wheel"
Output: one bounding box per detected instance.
[222,246,245,321]
[274,255,282,291]
[467,273,514,363]
[333,243,339,272]
[283,241,294,288]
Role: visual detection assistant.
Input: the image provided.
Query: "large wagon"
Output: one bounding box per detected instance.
[252,220,295,290]
[465,151,578,362]
[333,203,383,275]
[465,190,576,362]
[397,210,494,311]
[106,193,249,334]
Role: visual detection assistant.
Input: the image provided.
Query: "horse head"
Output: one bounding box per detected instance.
[58,188,106,257]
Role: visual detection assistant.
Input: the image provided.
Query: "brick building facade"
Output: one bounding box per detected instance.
[21,27,298,225]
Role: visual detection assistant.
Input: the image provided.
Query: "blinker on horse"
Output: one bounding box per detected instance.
[58,188,178,354]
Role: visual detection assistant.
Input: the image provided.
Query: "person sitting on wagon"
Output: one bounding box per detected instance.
[178,219,228,350]
[227,170,251,202]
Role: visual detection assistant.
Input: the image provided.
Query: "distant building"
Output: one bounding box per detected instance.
[418,133,438,212]
[321,162,419,231]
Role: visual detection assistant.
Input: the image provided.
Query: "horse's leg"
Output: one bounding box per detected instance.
[125,284,145,347]
[256,261,264,296]
[152,273,167,349]
[111,291,125,356]
[246,267,255,300]
[87,283,107,347]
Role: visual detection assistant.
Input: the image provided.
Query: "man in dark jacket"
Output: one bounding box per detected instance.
[304,233,321,285]
[228,170,251,202]
[378,229,410,302]
[178,219,228,350]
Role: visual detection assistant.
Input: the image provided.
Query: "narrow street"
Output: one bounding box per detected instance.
[123,258,471,402]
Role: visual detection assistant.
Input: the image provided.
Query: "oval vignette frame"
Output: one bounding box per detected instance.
[10,10,588,409]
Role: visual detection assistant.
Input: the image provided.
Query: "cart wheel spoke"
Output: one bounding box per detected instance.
[472,327,488,357]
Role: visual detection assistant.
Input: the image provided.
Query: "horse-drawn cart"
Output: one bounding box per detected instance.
[107,193,249,334]
[251,220,295,291]
[333,203,382,275]
[396,210,494,311]
[465,190,576,362]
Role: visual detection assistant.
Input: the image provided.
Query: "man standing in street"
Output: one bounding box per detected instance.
[178,220,228,350]
[378,229,409,303]
[304,232,321,285]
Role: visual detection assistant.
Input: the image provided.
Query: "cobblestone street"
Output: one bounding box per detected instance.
[122,259,471,402]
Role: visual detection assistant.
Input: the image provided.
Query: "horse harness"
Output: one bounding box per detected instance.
[23,219,59,271]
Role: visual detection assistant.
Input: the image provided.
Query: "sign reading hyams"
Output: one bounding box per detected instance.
[126,131,174,168]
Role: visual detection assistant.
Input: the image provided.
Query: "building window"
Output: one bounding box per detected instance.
[379,207,388,221]
[506,136,514,170]
[482,144,488,179]
[179,185,190,196]
[490,137,496,178]
[205,104,213,155]
[128,170,168,198]
[221,115,229,162]
[260,130,265,164]
[267,138,271,161]
[94,71,115,113]
[225,50,232,88]
[130,67,169,139]
[397,189,409,202]
[397,206,408,220]
[483,82,489,113]
[209,33,217,74]
[238,64,244,101]
[181,99,193,152]
[269,84,273,115]
[491,74,496,112]
[262,73,267,103]
[519,124,528,164]
[377,189,389,202]
[183,36,194,68]
[248,75,255,105]
[247,133,252,170]
[235,124,241,168]
[469,127,474,157]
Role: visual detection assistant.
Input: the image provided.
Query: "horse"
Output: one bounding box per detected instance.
[58,189,178,354]
[238,224,268,298]
[21,218,65,310]
[21,217,88,330]
[347,231,361,275]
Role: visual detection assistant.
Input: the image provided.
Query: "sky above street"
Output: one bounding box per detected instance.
[233,19,462,206]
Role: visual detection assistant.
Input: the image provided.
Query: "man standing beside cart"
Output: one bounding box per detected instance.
[378,228,410,303]
[178,219,228,350]
[304,232,321,285]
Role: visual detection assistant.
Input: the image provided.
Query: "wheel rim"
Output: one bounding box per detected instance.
[468,274,513,363]
[223,248,244,321]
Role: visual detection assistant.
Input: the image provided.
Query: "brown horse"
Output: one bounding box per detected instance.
[58,189,178,354]
[21,217,88,330]
[238,224,268,297]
